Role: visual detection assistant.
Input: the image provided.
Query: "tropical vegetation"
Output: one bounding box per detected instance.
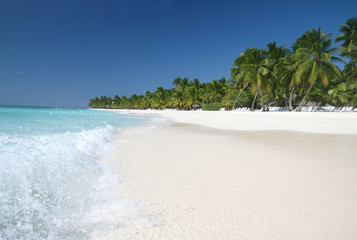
[89,17,357,111]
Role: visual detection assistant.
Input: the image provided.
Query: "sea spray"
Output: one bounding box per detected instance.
[0,107,147,239]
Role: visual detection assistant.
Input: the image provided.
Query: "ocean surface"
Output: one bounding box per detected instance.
[0,106,148,240]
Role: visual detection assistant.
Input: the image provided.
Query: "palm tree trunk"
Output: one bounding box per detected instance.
[251,92,258,111]
[232,82,248,110]
[296,80,316,112]
[283,92,288,107]
[260,91,265,111]
[289,84,296,111]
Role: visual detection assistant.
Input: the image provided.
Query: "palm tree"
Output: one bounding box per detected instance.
[264,42,289,62]
[346,82,357,107]
[293,28,343,111]
[314,80,349,106]
[153,86,167,109]
[169,91,186,109]
[144,91,153,109]
[231,66,250,110]
[190,78,201,90]
[335,17,357,50]
[184,79,203,109]
[336,17,357,83]
[173,77,189,92]
[276,55,303,110]
[128,94,138,109]
[112,95,121,108]
[136,95,147,109]
[230,67,245,109]
[263,42,289,108]
[232,48,272,111]
[120,96,128,108]
[341,45,357,82]
[202,79,225,103]
[89,98,95,108]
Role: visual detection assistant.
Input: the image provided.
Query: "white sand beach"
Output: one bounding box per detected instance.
[97,110,357,239]
[118,109,357,134]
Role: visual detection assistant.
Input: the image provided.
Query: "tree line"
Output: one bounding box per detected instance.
[89,17,357,111]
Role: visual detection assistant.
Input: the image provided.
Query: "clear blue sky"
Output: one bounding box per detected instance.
[1,0,356,108]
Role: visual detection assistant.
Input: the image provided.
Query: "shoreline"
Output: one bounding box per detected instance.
[104,109,357,135]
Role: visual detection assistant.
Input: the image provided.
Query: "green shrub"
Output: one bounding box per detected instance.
[202,102,222,111]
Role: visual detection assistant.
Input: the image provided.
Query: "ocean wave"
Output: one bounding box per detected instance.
[0,126,134,239]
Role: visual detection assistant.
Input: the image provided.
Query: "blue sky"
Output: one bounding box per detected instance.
[0,0,356,108]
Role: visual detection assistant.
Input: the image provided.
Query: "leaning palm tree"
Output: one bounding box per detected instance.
[293,28,344,111]
[232,48,272,110]
[335,17,357,50]
[230,67,249,110]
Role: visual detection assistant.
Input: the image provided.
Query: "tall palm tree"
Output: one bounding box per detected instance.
[232,48,272,110]
[293,28,343,111]
[263,42,289,108]
[335,17,357,50]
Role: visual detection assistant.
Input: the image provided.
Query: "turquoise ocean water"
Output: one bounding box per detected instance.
[0,106,147,239]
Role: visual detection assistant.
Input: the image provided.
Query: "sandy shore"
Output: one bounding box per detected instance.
[114,109,357,134]
[96,110,357,239]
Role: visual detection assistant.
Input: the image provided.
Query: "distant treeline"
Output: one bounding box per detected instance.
[89,17,357,111]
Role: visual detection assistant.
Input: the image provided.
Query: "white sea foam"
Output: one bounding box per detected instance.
[0,125,141,240]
